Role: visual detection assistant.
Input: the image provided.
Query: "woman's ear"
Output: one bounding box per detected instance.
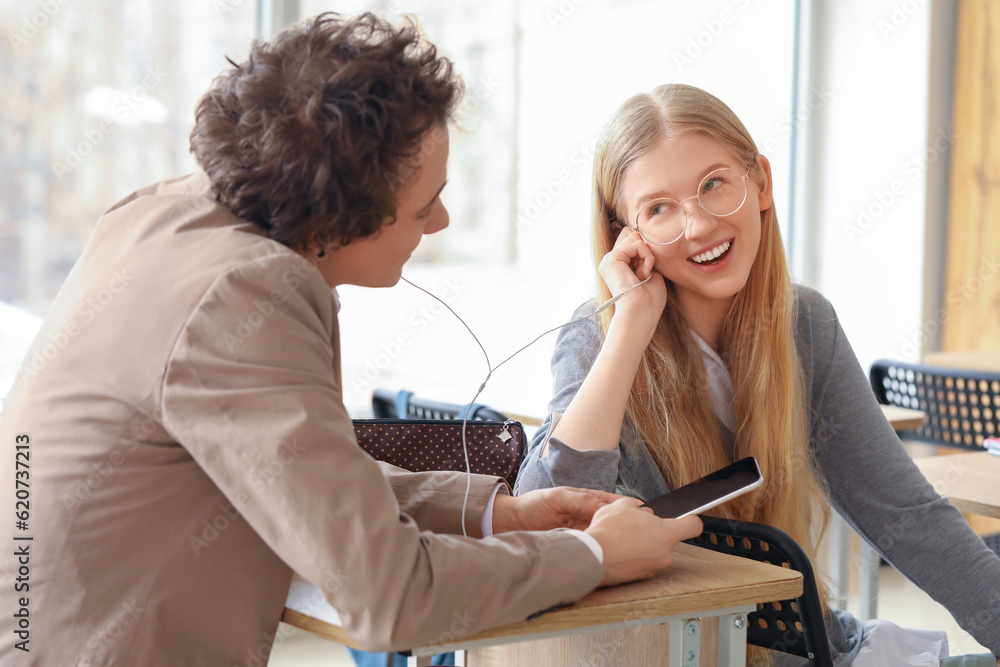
[755,155,774,212]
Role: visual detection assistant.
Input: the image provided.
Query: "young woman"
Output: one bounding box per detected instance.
[515,83,1000,666]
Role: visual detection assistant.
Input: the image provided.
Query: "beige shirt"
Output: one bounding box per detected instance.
[0,172,603,666]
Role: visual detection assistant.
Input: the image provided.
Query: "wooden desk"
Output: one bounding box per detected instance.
[283,542,802,667]
[915,451,1000,519]
[880,405,927,431]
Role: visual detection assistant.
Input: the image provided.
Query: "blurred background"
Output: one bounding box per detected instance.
[4,0,982,416]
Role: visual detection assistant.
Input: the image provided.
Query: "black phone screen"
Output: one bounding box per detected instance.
[640,457,763,519]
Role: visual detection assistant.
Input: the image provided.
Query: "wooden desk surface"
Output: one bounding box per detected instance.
[924,350,1000,374]
[283,542,802,651]
[880,405,927,432]
[915,451,1000,519]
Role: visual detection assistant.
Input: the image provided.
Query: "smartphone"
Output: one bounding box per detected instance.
[640,457,763,519]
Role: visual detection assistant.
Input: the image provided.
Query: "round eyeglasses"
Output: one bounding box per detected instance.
[628,166,752,245]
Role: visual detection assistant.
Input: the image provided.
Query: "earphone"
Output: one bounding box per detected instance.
[400,273,653,537]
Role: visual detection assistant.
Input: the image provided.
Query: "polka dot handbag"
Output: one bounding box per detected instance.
[352,418,525,487]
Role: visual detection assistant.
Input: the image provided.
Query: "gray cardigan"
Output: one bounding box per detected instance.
[516,285,1000,665]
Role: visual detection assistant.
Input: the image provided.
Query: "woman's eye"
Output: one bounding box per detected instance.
[703,178,723,192]
[651,201,675,216]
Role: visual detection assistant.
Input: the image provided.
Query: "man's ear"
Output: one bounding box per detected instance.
[755,155,774,212]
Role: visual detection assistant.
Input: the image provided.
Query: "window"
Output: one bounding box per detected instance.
[1,0,257,314]
[2,1,798,414]
[300,0,797,416]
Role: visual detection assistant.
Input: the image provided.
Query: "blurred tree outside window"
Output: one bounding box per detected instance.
[1,0,257,315]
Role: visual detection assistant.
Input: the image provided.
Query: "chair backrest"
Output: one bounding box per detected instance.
[870,359,1000,450]
[372,387,510,422]
[688,517,834,667]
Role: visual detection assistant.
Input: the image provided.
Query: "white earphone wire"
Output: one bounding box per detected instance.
[399,274,652,537]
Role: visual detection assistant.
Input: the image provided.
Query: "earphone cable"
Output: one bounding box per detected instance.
[400,274,653,537]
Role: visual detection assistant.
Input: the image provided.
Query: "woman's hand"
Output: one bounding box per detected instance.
[493,487,624,533]
[598,226,667,334]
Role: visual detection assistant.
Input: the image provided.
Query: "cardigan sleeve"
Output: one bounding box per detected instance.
[798,287,1000,655]
[515,303,621,495]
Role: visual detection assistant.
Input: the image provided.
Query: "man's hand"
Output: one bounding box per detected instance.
[492,486,623,533]
[585,498,703,587]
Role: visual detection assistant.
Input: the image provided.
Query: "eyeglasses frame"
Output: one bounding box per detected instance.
[623,163,754,246]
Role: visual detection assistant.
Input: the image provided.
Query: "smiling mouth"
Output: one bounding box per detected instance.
[690,240,733,265]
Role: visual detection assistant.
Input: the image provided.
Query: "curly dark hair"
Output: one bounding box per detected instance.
[189,12,463,251]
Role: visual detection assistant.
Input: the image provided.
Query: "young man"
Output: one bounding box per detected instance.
[0,13,700,666]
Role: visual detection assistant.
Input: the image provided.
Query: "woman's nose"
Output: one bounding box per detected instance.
[681,202,718,240]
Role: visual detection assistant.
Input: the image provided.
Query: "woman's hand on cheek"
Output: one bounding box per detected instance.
[599,226,652,295]
[599,226,667,330]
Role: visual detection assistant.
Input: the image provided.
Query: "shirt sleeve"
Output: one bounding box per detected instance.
[514,304,622,495]
[481,481,506,536]
[160,254,604,651]
[800,290,1000,655]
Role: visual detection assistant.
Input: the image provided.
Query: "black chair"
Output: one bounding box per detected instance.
[688,517,835,667]
[371,387,510,422]
[871,359,1000,562]
[870,358,1000,450]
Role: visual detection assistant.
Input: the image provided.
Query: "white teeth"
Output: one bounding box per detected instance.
[691,240,732,264]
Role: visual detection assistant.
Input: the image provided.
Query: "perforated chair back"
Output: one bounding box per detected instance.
[372,387,509,422]
[688,518,834,666]
[870,359,1000,450]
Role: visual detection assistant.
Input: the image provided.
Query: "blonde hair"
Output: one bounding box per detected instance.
[591,84,829,663]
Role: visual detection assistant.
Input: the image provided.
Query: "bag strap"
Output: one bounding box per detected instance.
[394,390,414,419]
